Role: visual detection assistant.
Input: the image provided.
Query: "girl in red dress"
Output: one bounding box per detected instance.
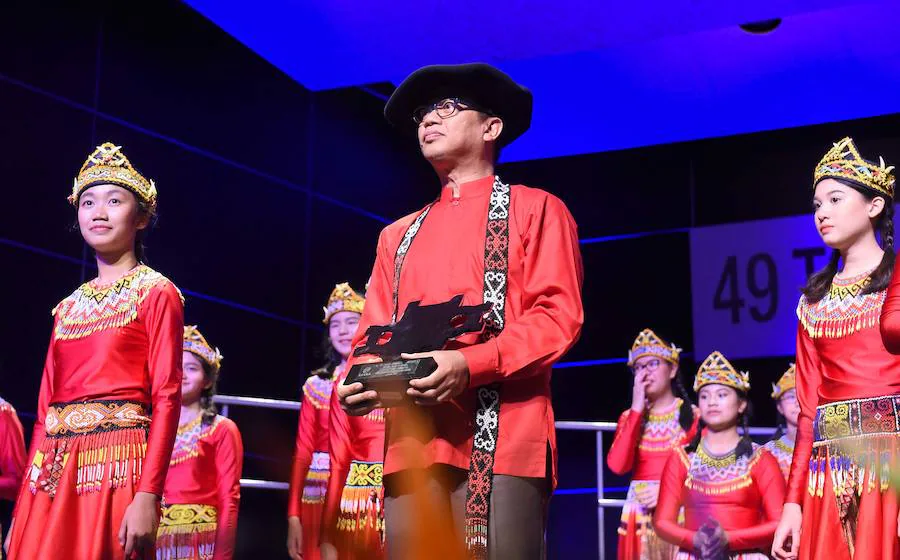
[287,283,364,560]
[7,143,183,559]
[318,285,383,560]
[763,364,798,481]
[608,329,699,560]
[655,351,785,559]
[772,137,900,560]
[156,326,243,559]
[0,396,25,557]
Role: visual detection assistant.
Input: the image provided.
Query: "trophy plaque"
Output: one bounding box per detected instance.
[345,295,491,406]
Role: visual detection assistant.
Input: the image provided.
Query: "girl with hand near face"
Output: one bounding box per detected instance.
[608,329,699,560]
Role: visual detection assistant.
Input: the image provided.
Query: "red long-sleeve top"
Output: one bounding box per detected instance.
[0,398,25,501]
[287,372,335,518]
[787,269,900,504]
[345,175,584,484]
[321,370,385,545]
[163,415,243,559]
[26,265,183,497]
[654,445,785,553]
[607,400,699,479]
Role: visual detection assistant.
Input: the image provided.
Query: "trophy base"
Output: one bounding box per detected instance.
[345,357,437,406]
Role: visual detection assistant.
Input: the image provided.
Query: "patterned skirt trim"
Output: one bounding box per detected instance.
[156,503,217,560]
[804,394,900,558]
[29,400,149,497]
[302,451,330,504]
[338,460,384,536]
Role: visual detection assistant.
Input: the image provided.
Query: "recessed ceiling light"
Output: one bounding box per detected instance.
[739,19,782,34]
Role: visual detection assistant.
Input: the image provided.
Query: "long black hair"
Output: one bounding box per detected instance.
[802,179,894,303]
[685,388,754,460]
[198,360,220,426]
[671,368,696,432]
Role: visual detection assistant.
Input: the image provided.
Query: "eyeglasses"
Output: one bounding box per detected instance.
[412,98,490,124]
[632,359,662,374]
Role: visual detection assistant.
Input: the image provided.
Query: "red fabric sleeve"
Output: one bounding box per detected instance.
[287,379,319,518]
[460,194,584,386]
[27,321,57,465]
[606,409,643,475]
[0,406,26,501]
[653,449,695,551]
[345,228,394,375]
[880,258,900,353]
[321,380,352,546]
[214,418,243,560]
[726,450,786,551]
[138,281,184,496]
[787,324,822,505]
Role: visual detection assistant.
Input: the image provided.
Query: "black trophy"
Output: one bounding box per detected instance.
[344,295,491,406]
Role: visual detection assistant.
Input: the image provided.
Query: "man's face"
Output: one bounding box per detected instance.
[415,98,500,164]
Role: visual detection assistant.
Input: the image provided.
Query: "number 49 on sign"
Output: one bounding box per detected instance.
[713,254,778,324]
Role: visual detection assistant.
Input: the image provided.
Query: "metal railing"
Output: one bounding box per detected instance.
[214,394,776,558]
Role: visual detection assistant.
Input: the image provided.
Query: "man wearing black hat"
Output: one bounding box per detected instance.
[338,63,584,559]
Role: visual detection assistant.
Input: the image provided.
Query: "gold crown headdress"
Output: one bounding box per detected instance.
[70,142,158,211]
[627,328,681,367]
[814,137,895,199]
[323,282,366,324]
[694,351,750,393]
[183,325,223,373]
[771,363,796,400]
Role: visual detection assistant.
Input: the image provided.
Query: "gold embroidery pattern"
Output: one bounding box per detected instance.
[45,400,150,436]
[682,445,763,496]
[160,503,218,527]
[52,265,178,340]
[170,416,222,466]
[338,460,384,535]
[797,274,885,339]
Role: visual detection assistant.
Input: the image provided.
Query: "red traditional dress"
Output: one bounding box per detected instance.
[0,397,26,503]
[655,443,785,559]
[157,415,242,560]
[287,371,336,560]
[609,399,698,560]
[321,369,386,559]
[7,264,183,560]
[763,365,797,481]
[345,175,582,549]
[156,325,242,560]
[787,137,900,560]
[609,329,698,560]
[288,282,365,560]
[655,351,785,559]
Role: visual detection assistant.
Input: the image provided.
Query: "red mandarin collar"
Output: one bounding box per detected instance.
[439,174,495,203]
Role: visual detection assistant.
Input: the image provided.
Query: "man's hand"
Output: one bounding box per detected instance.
[404,350,470,405]
[337,379,381,416]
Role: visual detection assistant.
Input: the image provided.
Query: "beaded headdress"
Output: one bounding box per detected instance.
[627,328,681,367]
[323,282,366,324]
[183,325,223,373]
[771,363,796,400]
[70,142,157,211]
[814,137,895,199]
[694,351,750,393]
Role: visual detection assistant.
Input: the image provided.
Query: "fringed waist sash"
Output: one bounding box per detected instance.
[157,504,218,560]
[808,395,900,499]
[302,450,330,504]
[29,399,149,497]
[338,460,384,534]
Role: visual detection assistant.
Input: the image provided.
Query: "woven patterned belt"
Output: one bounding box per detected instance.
[160,503,218,527]
[346,461,383,488]
[45,399,150,437]
[813,395,900,446]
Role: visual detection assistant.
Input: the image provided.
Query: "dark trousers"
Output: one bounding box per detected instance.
[384,465,550,560]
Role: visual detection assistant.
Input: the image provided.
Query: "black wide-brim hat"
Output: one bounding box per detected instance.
[384,62,533,147]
